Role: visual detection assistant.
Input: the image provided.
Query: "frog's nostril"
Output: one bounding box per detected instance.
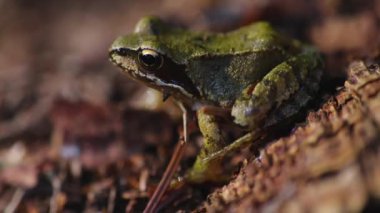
[115,48,129,56]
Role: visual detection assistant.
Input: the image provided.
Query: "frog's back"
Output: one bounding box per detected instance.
[186,22,300,107]
[203,22,290,54]
[151,21,292,65]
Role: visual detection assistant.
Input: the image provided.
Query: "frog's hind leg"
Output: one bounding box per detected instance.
[199,67,322,167]
[231,48,322,129]
[191,49,322,179]
[263,65,322,129]
[186,49,322,184]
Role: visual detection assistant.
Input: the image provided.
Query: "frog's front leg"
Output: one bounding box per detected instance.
[186,108,229,183]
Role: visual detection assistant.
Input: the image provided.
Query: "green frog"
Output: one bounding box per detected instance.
[109,16,322,183]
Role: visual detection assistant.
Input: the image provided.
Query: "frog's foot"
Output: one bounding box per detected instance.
[202,130,261,163]
[167,158,229,186]
[185,155,229,184]
[185,130,262,184]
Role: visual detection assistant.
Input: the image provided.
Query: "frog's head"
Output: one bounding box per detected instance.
[109,16,200,102]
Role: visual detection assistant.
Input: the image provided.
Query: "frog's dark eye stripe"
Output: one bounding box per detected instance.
[115,48,129,56]
[138,49,163,70]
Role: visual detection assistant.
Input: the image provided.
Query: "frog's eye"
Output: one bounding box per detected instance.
[138,49,163,70]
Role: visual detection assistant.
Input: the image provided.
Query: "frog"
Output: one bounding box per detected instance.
[109,16,322,184]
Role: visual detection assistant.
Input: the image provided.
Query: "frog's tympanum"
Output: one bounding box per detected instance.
[109,16,322,183]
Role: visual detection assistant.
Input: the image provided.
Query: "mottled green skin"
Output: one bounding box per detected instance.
[111,16,304,107]
[109,16,322,183]
[112,16,292,64]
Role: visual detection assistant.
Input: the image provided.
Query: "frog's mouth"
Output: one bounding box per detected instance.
[109,49,200,102]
